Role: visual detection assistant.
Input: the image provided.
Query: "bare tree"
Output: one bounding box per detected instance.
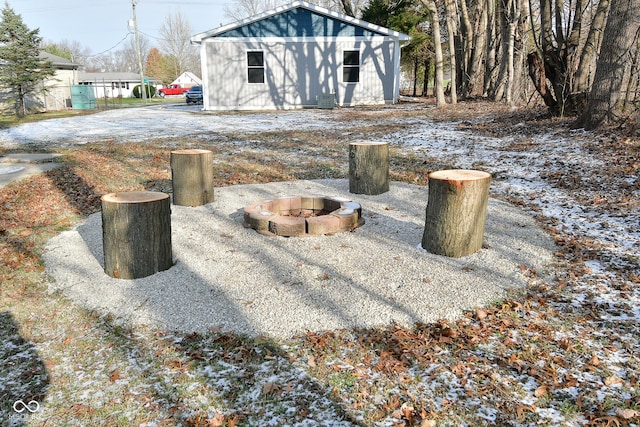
[83,34,150,73]
[224,0,366,22]
[224,0,286,22]
[422,0,446,106]
[577,0,640,129]
[574,0,611,93]
[444,0,457,104]
[42,39,91,66]
[159,11,200,80]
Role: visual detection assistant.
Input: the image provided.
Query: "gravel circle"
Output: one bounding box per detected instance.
[44,179,555,339]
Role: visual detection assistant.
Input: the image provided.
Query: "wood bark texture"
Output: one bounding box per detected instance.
[170,149,214,206]
[101,191,173,280]
[422,170,491,258]
[578,0,640,129]
[349,141,389,195]
[422,0,446,106]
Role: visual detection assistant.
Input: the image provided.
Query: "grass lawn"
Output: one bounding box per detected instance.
[1,102,638,426]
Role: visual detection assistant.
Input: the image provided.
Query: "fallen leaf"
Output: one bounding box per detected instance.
[616,408,639,419]
[208,413,225,426]
[283,383,294,393]
[476,309,488,320]
[307,356,316,367]
[421,420,437,427]
[592,416,621,427]
[516,404,536,419]
[534,385,548,398]
[441,327,458,338]
[70,403,94,416]
[604,376,625,387]
[261,382,280,396]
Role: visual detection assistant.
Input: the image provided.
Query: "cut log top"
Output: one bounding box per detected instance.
[101,191,169,204]
[429,169,491,181]
[349,141,388,146]
[171,149,212,155]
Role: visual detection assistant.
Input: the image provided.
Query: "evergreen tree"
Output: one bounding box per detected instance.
[0,2,55,116]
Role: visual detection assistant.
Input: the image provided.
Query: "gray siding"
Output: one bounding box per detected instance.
[201,37,397,110]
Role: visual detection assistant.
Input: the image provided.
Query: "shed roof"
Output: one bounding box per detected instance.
[191,0,410,42]
[39,51,80,69]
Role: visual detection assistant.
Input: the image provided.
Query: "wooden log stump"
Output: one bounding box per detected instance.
[349,141,389,195]
[422,169,491,258]
[170,149,214,206]
[101,191,173,279]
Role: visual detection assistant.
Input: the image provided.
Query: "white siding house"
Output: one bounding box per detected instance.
[171,71,202,88]
[191,1,410,110]
[0,51,79,113]
[77,72,159,99]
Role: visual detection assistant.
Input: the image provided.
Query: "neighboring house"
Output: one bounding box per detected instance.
[190,0,410,110]
[0,51,80,113]
[78,72,159,98]
[37,52,80,111]
[171,71,202,88]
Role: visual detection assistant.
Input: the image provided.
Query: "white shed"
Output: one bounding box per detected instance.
[191,1,410,110]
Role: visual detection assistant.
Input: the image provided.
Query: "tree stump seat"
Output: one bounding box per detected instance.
[170,149,214,206]
[422,169,491,258]
[101,191,173,279]
[349,141,389,195]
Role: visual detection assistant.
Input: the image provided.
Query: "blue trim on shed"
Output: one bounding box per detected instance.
[216,8,385,38]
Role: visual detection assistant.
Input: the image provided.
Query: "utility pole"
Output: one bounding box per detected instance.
[131,0,147,105]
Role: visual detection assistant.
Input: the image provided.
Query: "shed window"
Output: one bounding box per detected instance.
[343,50,360,83]
[247,51,265,84]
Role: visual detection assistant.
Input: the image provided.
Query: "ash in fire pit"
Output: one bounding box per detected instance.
[243,195,364,236]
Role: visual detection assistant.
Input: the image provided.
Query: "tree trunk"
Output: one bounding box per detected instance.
[413,57,419,96]
[464,4,487,98]
[483,0,498,97]
[574,0,611,93]
[623,32,640,110]
[577,0,640,129]
[423,56,432,96]
[349,141,389,195]
[444,0,457,104]
[512,0,529,104]
[422,169,491,258]
[528,51,558,109]
[101,191,173,280]
[423,0,447,106]
[505,0,521,105]
[170,149,214,206]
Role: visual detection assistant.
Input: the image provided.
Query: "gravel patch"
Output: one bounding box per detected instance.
[44,179,555,339]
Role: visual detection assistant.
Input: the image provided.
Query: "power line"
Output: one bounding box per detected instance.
[86,33,132,57]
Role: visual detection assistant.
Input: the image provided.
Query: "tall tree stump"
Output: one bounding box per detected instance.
[349,141,389,195]
[101,191,173,279]
[422,169,491,258]
[170,149,214,206]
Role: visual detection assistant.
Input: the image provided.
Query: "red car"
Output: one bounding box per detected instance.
[158,84,189,97]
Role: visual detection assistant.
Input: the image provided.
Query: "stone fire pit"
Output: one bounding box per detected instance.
[243,195,364,236]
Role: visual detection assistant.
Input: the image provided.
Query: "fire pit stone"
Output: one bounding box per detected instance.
[243,195,364,237]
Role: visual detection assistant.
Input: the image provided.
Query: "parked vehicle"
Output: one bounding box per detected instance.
[185,86,203,104]
[158,84,190,97]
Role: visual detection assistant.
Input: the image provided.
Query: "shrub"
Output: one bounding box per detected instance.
[132,84,156,98]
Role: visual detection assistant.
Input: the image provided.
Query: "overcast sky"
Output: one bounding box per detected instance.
[13,0,234,55]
